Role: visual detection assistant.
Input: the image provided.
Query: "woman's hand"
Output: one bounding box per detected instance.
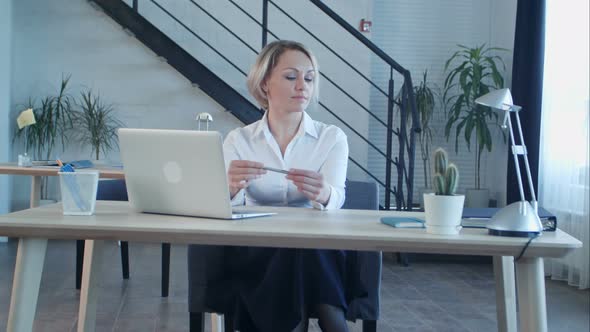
[286,169,331,205]
[228,160,266,198]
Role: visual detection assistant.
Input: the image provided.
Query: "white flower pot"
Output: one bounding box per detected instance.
[418,187,434,210]
[423,193,465,235]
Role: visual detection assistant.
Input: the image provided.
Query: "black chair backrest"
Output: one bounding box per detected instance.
[96,179,128,201]
[342,180,379,210]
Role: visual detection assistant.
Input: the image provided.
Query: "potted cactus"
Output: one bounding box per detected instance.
[423,148,465,235]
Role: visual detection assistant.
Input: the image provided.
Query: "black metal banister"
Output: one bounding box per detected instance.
[267,0,389,98]
[227,0,389,127]
[385,70,394,209]
[111,0,418,209]
[349,158,389,192]
[227,0,389,99]
[225,0,394,131]
[179,0,397,150]
[318,101,394,164]
[149,0,248,76]
[262,0,268,47]
[403,72,419,207]
[151,0,396,172]
[188,0,258,54]
[182,0,389,132]
[320,74,388,128]
[308,0,406,75]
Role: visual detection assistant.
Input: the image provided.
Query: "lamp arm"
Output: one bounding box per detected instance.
[506,110,526,202]
[513,109,538,212]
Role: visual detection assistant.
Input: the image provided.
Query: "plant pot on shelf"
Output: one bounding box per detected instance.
[465,188,490,208]
[423,193,465,235]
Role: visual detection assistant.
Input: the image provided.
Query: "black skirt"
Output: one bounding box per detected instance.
[207,246,364,332]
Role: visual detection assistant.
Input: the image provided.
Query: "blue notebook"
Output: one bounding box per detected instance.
[381,217,425,228]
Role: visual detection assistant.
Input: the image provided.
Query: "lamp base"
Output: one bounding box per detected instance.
[487,201,543,238]
[488,229,540,238]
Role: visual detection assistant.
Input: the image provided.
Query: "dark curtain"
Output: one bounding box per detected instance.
[508,0,546,203]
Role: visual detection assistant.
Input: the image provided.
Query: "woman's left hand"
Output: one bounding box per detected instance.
[286,169,331,205]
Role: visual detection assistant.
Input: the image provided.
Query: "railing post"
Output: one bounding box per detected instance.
[132,0,138,12]
[397,82,408,210]
[403,71,419,210]
[385,68,394,210]
[262,0,268,47]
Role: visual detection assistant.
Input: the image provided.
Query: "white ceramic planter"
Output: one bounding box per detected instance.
[418,187,434,209]
[423,193,465,235]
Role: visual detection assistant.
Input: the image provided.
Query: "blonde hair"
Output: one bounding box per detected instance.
[247,40,319,109]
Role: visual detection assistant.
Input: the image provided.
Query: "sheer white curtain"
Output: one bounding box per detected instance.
[540,0,589,289]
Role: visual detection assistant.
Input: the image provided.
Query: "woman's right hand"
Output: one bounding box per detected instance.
[228,160,267,198]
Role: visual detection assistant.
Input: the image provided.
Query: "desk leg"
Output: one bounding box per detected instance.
[30,175,42,208]
[515,257,547,332]
[211,313,222,332]
[7,238,48,332]
[77,240,104,332]
[493,256,517,332]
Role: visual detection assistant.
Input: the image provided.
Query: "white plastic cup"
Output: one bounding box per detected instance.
[59,170,99,216]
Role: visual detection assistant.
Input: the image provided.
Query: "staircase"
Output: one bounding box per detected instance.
[90,0,419,210]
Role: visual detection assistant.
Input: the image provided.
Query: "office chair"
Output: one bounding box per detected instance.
[187,180,381,332]
[75,179,172,297]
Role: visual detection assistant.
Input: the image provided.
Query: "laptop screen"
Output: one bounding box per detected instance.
[118,128,235,219]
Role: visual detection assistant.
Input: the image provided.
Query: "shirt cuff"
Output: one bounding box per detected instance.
[311,184,341,210]
[230,189,245,206]
[311,200,327,211]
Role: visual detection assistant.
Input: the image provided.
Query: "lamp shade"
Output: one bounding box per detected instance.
[475,88,514,111]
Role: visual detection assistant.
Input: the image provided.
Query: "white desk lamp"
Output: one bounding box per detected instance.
[474,88,543,237]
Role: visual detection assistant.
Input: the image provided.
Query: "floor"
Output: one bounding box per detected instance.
[0,240,588,332]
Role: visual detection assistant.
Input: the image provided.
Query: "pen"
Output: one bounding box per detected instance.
[262,166,290,175]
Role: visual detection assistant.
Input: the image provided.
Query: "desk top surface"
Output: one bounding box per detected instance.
[0,201,581,258]
[0,162,124,178]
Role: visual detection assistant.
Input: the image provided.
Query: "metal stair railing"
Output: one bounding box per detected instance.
[120,0,419,210]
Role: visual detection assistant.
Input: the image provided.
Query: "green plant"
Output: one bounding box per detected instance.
[443,44,507,189]
[433,147,459,196]
[14,75,76,160]
[73,89,124,160]
[414,70,437,187]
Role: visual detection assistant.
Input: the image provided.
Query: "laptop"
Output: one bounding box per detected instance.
[118,128,275,220]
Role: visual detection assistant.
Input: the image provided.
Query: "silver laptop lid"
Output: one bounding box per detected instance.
[118,128,234,219]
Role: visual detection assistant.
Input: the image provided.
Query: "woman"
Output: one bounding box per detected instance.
[222,40,353,332]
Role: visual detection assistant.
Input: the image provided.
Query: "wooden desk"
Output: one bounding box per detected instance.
[0,163,522,331]
[0,163,124,208]
[0,201,582,332]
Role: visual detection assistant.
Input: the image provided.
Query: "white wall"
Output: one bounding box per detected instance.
[488,0,518,207]
[1,0,12,242]
[1,1,12,212]
[9,0,243,211]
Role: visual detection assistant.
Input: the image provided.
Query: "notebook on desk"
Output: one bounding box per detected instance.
[118,128,275,220]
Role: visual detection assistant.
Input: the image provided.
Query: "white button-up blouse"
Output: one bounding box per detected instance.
[224,111,348,210]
